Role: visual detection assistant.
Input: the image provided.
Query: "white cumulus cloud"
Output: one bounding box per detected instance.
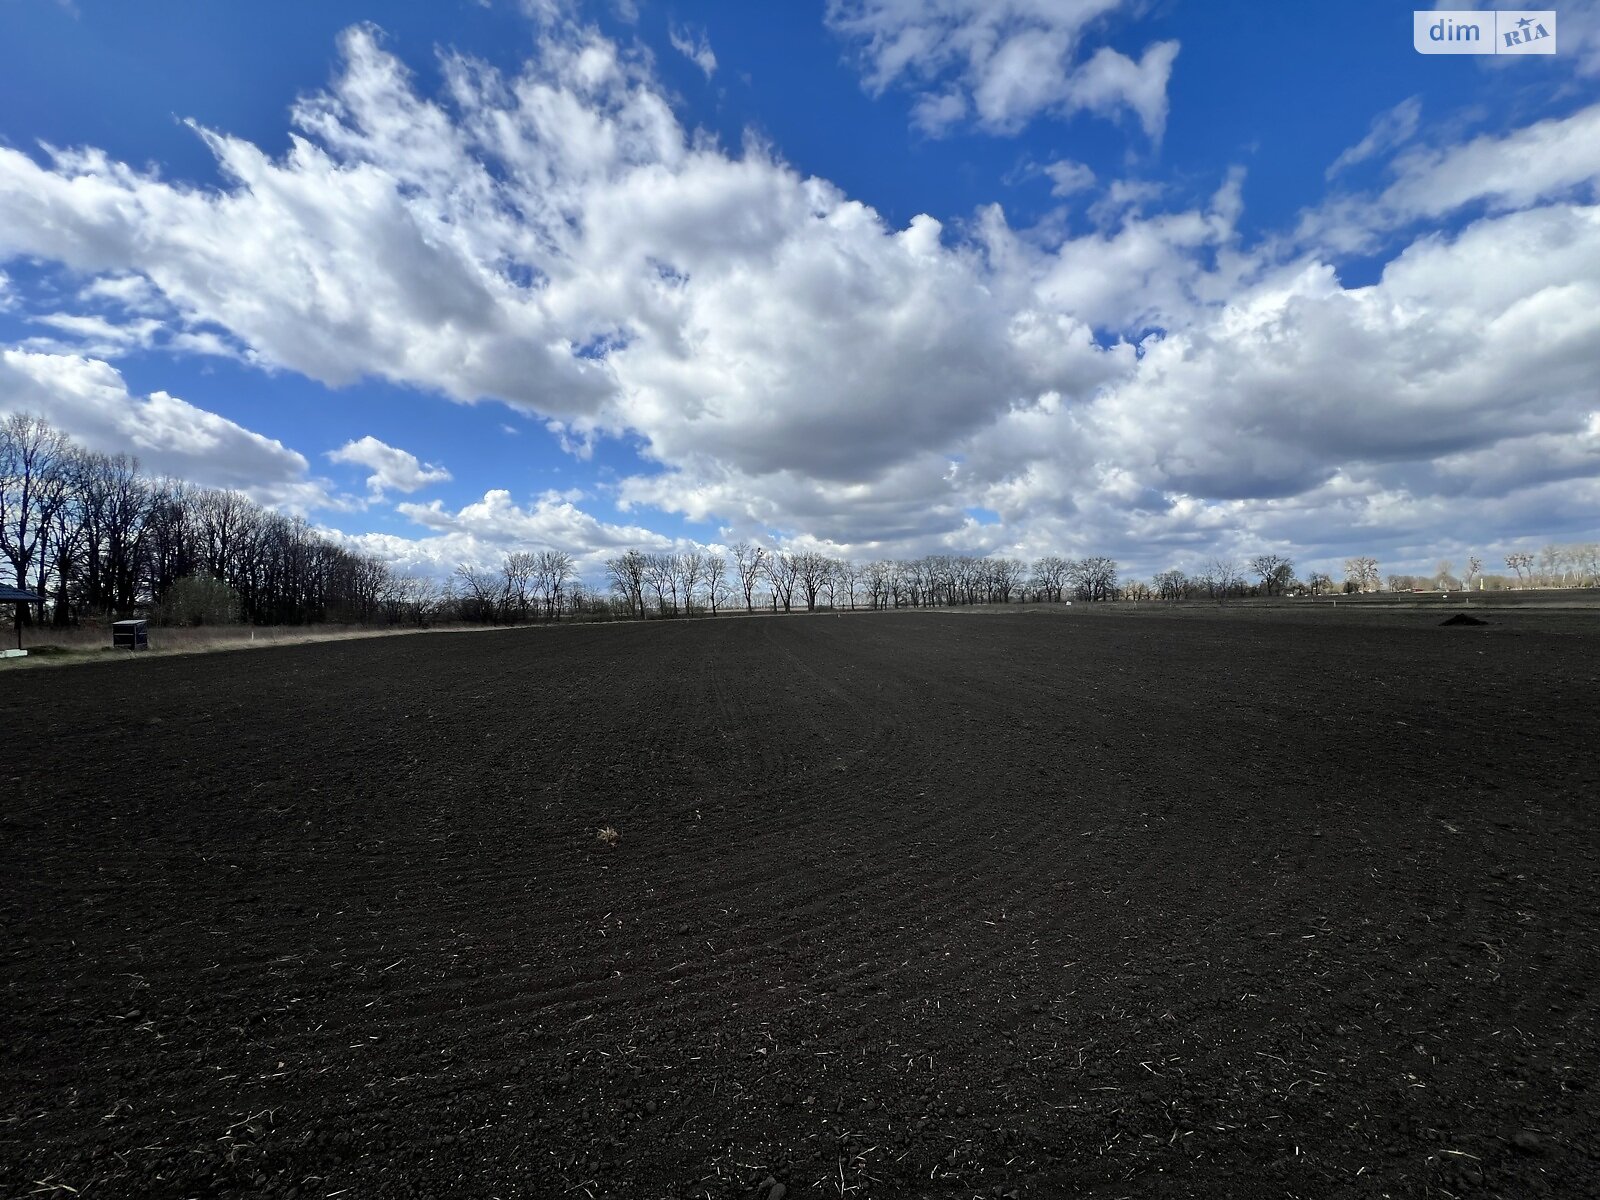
[0,349,334,510]
[826,0,1178,138]
[326,487,683,579]
[0,19,1598,580]
[328,434,452,496]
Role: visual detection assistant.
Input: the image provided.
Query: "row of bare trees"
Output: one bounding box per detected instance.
[599,547,1121,616]
[1160,548,1594,598]
[1141,555,1342,601]
[1381,547,1600,594]
[1500,545,1600,587]
[1146,555,1329,601]
[454,551,578,623]
[1,414,400,626]
[15,413,1597,633]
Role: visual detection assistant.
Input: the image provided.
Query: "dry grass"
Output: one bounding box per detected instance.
[596,826,620,848]
[0,621,507,669]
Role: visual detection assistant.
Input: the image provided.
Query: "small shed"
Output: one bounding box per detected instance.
[1,583,46,655]
[112,619,150,651]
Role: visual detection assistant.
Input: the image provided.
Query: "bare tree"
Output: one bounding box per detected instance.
[415,576,443,624]
[605,550,648,618]
[1153,569,1188,601]
[1209,557,1244,599]
[0,414,72,620]
[1465,555,1483,592]
[196,487,254,581]
[502,551,536,620]
[862,560,892,609]
[674,551,704,616]
[819,558,840,609]
[1342,556,1379,593]
[703,554,730,614]
[1539,544,1572,587]
[901,558,928,607]
[733,542,766,613]
[455,564,503,622]
[765,551,798,613]
[795,551,830,611]
[1071,556,1118,601]
[1504,551,1534,587]
[44,445,97,625]
[836,559,862,610]
[1030,555,1069,603]
[1574,544,1599,587]
[535,549,574,619]
[386,574,441,626]
[79,451,149,615]
[643,552,675,615]
[989,557,1025,603]
[565,580,594,616]
[1250,553,1294,597]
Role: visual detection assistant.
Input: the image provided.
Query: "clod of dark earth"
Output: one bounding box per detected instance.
[1439,612,1491,626]
[2,606,1597,1197]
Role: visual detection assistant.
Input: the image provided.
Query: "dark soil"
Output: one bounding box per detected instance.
[1440,614,1490,627]
[3,607,1598,1198]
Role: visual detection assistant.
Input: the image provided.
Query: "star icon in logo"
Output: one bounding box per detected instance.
[1517,16,1533,30]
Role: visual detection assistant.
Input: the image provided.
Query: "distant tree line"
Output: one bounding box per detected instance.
[453,552,581,624]
[598,547,1120,617]
[1377,547,1600,595]
[10,415,1598,633]
[1145,555,1335,601]
[1499,546,1600,588]
[452,543,1600,620]
[1,414,401,627]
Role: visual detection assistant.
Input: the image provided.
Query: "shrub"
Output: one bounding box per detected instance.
[154,574,241,627]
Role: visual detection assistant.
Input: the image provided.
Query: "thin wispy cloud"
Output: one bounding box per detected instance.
[669,23,717,78]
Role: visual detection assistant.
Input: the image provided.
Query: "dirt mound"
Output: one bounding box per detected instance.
[1440,612,1490,626]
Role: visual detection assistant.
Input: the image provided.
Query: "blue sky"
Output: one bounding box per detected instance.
[1,0,1597,584]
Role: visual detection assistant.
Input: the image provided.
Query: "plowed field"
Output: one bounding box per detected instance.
[3,607,1597,1197]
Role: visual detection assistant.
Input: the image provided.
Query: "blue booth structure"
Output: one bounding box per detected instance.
[1,583,45,657]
